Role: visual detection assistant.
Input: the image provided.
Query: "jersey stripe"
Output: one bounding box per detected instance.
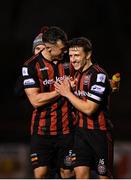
[98,111,106,130]
[23,54,75,136]
[74,64,110,130]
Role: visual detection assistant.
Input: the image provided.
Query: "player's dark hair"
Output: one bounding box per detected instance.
[42,26,68,45]
[68,37,92,53]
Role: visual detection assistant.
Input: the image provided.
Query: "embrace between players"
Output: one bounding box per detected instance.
[21,26,120,179]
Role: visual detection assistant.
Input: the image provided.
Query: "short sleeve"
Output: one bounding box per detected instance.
[22,65,40,89]
[87,72,108,103]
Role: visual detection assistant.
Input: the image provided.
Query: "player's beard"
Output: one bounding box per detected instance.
[55,53,64,60]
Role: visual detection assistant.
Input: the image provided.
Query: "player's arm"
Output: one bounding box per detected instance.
[63,90,99,116]
[22,65,59,108]
[24,87,59,108]
[54,79,99,116]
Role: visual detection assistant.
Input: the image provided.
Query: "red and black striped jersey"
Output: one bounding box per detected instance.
[73,63,111,131]
[22,53,76,136]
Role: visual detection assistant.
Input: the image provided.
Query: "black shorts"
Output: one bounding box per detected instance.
[72,128,113,177]
[30,133,74,170]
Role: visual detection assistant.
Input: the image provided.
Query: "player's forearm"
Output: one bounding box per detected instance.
[36,91,59,106]
[66,92,95,116]
[26,90,59,108]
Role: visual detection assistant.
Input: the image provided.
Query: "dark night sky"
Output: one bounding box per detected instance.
[0,0,130,142]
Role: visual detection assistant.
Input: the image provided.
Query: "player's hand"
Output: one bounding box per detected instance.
[68,77,76,89]
[54,78,71,97]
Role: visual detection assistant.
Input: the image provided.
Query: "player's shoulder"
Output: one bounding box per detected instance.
[92,63,107,75]
[91,64,110,84]
[23,53,40,67]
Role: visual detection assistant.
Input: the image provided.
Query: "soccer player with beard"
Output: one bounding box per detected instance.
[22,26,76,179]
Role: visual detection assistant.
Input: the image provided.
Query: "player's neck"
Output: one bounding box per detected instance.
[82,60,92,72]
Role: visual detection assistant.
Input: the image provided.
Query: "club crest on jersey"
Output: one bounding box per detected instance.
[84,74,91,85]
[97,159,106,175]
[64,150,76,167]
[97,73,106,83]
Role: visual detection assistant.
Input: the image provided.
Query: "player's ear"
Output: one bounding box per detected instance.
[86,51,92,60]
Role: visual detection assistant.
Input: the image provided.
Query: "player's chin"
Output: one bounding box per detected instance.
[73,65,80,70]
